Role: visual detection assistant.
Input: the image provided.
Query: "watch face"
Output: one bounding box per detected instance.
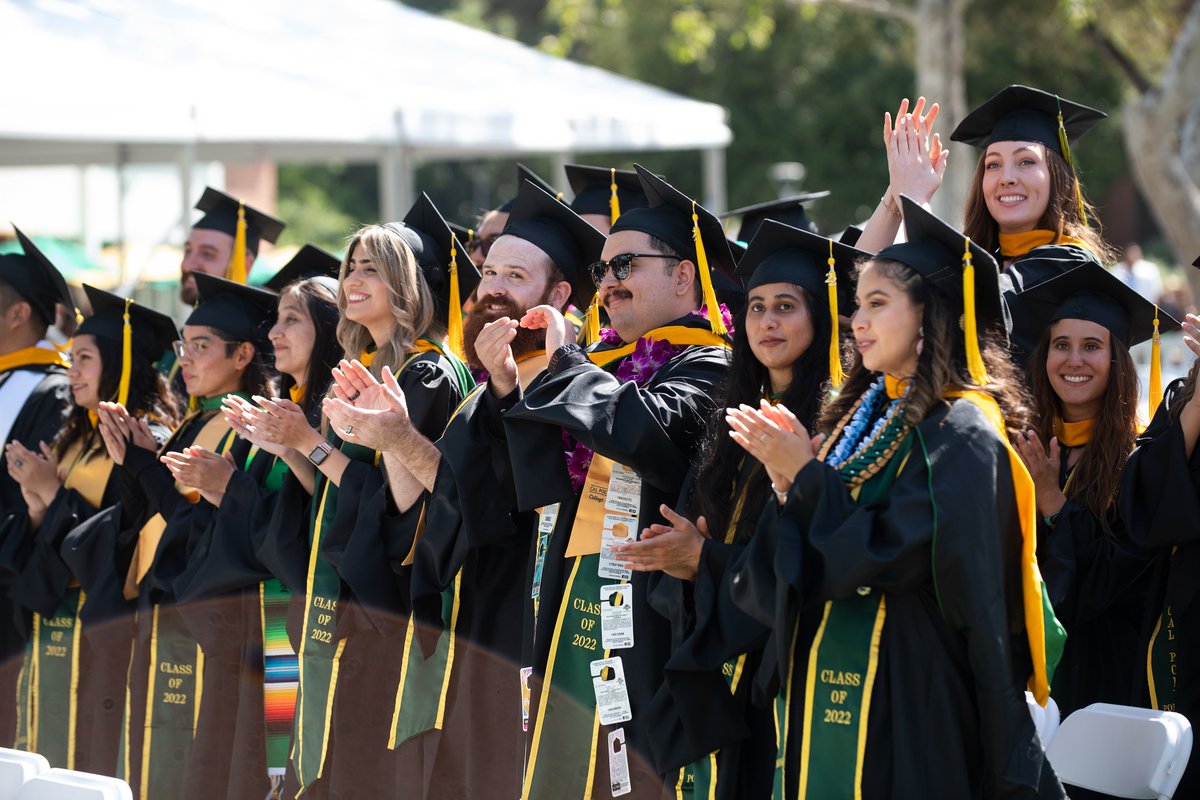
[309,443,330,465]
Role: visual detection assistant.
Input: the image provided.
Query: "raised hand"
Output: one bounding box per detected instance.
[1014,429,1067,519]
[726,400,815,495]
[520,304,570,355]
[222,396,289,457]
[883,96,947,205]
[245,396,321,453]
[160,446,236,505]
[475,317,521,398]
[613,504,711,581]
[323,364,412,453]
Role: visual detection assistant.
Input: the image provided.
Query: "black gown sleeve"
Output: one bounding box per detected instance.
[253,469,317,595]
[0,369,69,514]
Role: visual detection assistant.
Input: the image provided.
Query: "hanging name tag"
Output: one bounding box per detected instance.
[520,666,533,732]
[600,584,634,650]
[599,519,636,581]
[607,728,632,797]
[531,503,559,602]
[590,656,633,725]
[605,462,641,515]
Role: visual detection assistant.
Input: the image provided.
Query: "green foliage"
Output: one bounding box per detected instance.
[276,163,380,254]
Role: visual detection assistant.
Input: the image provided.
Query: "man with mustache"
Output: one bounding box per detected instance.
[178,187,286,306]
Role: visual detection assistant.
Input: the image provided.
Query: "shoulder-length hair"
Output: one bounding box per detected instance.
[336,224,439,377]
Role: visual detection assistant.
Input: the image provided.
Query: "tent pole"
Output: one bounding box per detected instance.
[702,147,726,214]
[380,144,415,222]
[116,144,128,285]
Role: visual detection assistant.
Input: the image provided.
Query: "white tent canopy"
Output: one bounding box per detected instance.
[0,0,731,216]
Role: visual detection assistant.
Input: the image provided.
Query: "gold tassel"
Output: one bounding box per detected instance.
[556,191,565,203]
[584,292,602,344]
[691,201,727,336]
[826,240,844,387]
[227,201,248,284]
[1056,97,1088,227]
[446,234,465,359]
[1149,308,1163,415]
[609,168,621,226]
[74,306,84,325]
[962,237,989,385]
[118,298,133,407]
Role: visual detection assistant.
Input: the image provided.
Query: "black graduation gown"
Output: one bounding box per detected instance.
[118,410,250,800]
[313,352,466,798]
[738,399,1064,799]
[402,377,540,800]
[501,324,730,800]
[171,447,291,800]
[1118,378,1200,799]
[642,461,777,800]
[0,363,68,745]
[1037,469,1154,717]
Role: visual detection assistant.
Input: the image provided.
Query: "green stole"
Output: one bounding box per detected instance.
[387,357,479,749]
[291,438,373,795]
[789,435,914,800]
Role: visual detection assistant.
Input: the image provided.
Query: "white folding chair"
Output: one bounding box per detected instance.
[1026,691,1061,746]
[1046,702,1193,799]
[0,748,50,800]
[11,768,131,800]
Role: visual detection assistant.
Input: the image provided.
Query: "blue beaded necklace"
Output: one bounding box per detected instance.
[820,374,914,487]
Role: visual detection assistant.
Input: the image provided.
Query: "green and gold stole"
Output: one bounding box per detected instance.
[16,440,112,766]
[522,326,731,800]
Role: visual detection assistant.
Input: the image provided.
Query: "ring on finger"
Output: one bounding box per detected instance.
[347,390,361,403]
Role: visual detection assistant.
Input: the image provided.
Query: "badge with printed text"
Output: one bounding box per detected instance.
[608,727,632,797]
[600,584,634,650]
[590,656,633,725]
[599,516,636,581]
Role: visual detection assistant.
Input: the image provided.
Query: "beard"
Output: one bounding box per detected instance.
[462,289,553,369]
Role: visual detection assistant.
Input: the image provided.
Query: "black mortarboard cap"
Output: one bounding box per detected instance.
[565,164,650,220]
[186,272,277,346]
[497,164,560,213]
[838,224,864,248]
[77,284,178,356]
[502,180,605,309]
[727,237,748,265]
[399,193,483,308]
[736,220,865,307]
[192,187,287,256]
[610,165,737,277]
[0,226,74,326]
[1015,262,1178,347]
[723,192,830,243]
[950,85,1106,158]
[877,196,1004,331]
[264,244,342,292]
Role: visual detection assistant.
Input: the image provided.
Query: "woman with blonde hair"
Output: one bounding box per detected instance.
[241,197,475,797]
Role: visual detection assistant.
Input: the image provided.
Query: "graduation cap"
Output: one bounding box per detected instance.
[0,225,74,327]
[1016,261,1180,412]
[607,164,736,335]
[951,86,1106,226]
[77,284,179,407]
[837,224,865,248]
[722,192,830,244]
[502,180,605,315]
[192,187,287,283]
[395,192,482,358]
[565,164,649,226]
[186,272,277,347]
[877,195,1002,384]
[264,244,341,292]
[497,164,562,213]
[737,220,869,386]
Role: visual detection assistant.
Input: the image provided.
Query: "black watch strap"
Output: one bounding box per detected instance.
[549,343,585,374]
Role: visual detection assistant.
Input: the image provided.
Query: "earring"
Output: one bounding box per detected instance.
[915,326,924,356]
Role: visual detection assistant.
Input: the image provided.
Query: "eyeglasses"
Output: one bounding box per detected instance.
[172,338,230,360]
[587,253,678,287]
[466,234,500,259]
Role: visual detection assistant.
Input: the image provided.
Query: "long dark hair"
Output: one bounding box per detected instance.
[275,278,343,425]
[693,285,834,544]
[1029,326,1137,532]
[54,335,181,462]
[1169,360,1199,424]
[818,258,1032,439]
[962,148,1114,263]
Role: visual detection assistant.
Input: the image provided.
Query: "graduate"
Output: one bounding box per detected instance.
[178,187,287,305]
[0,226,74,746]
[164,245,342,798]
[4,285,178,772]
[618,220,866,799]
[720,190,831,243]
[1118,285,1200,799]
[345,179,601,800]
[725,196,1065,798]
[501,165,733,799]
[244,212,470,797]
[1012,264,1169,720]
[94,273,276,800]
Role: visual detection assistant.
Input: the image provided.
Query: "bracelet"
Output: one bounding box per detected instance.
[880,194,901,218]
[771,482,789,506]
[1043,511,1061,528]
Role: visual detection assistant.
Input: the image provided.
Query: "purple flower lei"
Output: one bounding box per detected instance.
[563,304,733,492]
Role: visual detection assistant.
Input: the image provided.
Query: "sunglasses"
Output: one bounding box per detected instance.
[467,234,500,259]
[587,252,678,287]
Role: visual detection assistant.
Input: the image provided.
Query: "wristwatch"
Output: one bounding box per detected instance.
[307,440,334,466]
[549,343,585,373]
